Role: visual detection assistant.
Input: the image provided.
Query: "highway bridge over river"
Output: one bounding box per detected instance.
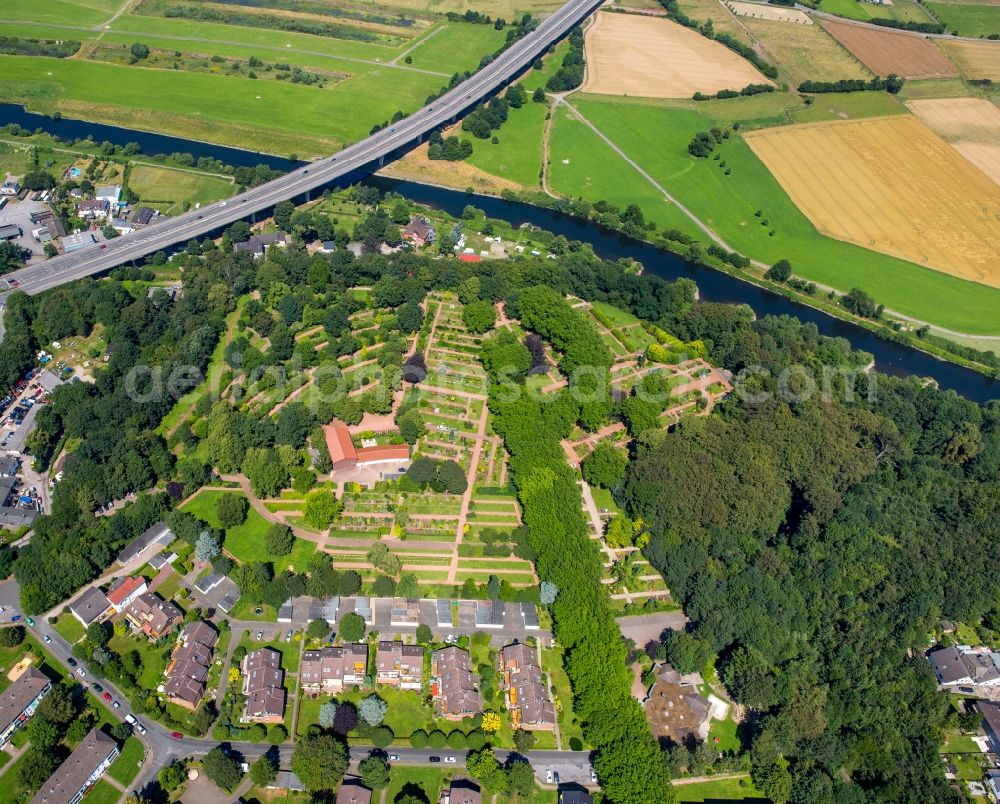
[1,0,602,297]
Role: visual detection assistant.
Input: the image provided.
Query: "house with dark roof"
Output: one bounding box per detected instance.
[129,207,156,227]
[431,646,481,719]
[375,642,424,690]
[0,667,51,747]
[164,621,217,710]
[929,646,1000,688]
[978,701,1000,754]
[559,789,594,804]
[124,591,182,639]
[0,224,21,241]
[445,779,482,804]
[336,778,372,804]
[242,648,286,723]
[233,232,289,258]
[69,586,112,627]
[498,642,555,729]
[402,217,436,247]
[642,663,714,744]
[76,199,109,220]
[29,728,118,804]
[300,644,368,693]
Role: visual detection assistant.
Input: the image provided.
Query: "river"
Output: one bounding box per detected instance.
[3,103,997,404]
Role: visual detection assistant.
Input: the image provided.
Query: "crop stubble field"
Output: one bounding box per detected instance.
[582,11,768,98]
[744,115,1000,288]
[907,98,1000,187]
[741,16,871,83]
[725,1,811,23]
[938,40,1000,80]
[818,18,959,78]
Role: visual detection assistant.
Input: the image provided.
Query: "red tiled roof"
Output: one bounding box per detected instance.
[324,424,357,465]
[356,444,410,464]
[458,254,481,262]
[107,576,146,607]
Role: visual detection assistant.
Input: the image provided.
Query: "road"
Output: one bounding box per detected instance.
[0,0,604,299]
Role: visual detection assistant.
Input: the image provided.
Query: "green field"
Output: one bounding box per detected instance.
[129,164,235,215]
[553,96,1000,335]
[6,0,121,27]
[180,490,317,572]
[106,736,145,786]
[386,766,452,804]
[675,776,764,802]
[925,2,1000,35]
[467,100,547,186]
[52,612,86,645]
[404,22,507,74]
[108,634,172,690]
[815,0,934,23]
[82,779,121,804]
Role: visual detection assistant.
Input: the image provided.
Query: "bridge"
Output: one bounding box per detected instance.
[1,0,601,297]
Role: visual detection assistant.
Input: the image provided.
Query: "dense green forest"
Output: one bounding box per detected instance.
[2,188,996,801]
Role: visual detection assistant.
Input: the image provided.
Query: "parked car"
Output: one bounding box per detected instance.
[102,692,112,702]
[76,667,85,677]
[590,768,597,783]
[66,656,76,667]
[546,770,553,784]
[389,754,399,761]
[444,756,456,764]
[429,756,441,763]
[43,635,51,644]
[171,731,183,740]
[135,722,147,735]
[93,684,102,693]
[125,714,137,725]
[256,630,264,640]
[112,700,120,709]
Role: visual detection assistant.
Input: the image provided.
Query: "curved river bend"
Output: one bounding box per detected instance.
[2,104,997,404]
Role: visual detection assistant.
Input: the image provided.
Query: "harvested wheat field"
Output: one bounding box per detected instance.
[743,16,871,83]
[908,98,1000,186]
[820,18,959,78]
[744,116,1000,286]
[583,11,769,98]
[726,1,812,23]
[939,39,1000,80]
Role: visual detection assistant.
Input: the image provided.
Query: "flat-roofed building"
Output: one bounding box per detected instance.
[375,642,424,690]
[0,667,51,747]
[29,728,119,804]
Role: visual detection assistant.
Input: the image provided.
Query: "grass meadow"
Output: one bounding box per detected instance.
[555,96,1000,334]
[128,164,235,214]
[925,2,1000,36]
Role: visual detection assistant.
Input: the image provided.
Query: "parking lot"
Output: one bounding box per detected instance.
[0,196,52,262]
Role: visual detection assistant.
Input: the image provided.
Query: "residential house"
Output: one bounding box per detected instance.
[929,646,1000,688]
[0,667,51,748]
[559,791,593,804]
[431,646,481,719]
[1,179,20,197]
[94,187,121,210]
[375,642,424,690]
[319,240,337,253]
[402,217,436,247]
[69,586,112,628]
[109,217,134,235]
[124,591,182,639]
[76,199,109,221]
[242,647,286,723]
[29,727,119,804]
[105,576,147,614]
[445,779,482,804]
[336,778,372,804]
[300,644,368,693]
[978,701,1000,754]
[129,207,156,227]
[498,642,555,729]
[642,663,714,744]
[164,621,218,710]
[233,232,289,258]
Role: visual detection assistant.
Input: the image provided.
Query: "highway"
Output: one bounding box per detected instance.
[0,0,603,298]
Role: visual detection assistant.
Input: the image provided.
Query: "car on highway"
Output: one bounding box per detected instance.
[429,756,441,763]
[444,756,456,764]
[103,692,112,702]
[170,731,183,740]
[25,617,34,627]
[99,244,107,250]
[7,280,18,288]
[43,635,51,644]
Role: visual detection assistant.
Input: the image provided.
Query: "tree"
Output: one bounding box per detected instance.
[17,748,57,792]
[436,460,468,494]
[250,754,277,786]
[0,625,24,647]
[158,762,187,792]
[339,611,365,643]
[267,724,288,744]
[358,694,387,726]
[308,618,330,640]
[466,748,508,793]
[765,259,792,282]
[396,301,424,334]
[273,200,295,232]
[195,530,221,562]
[292,731,348,791]
[37,684,75,725]
[481,710,502,733]
[506,758,535,797]
[397,572,420,598]
[358,755,390,789]
[415,624,432,643]
[532,86,546,103]
[304,489,342,529]
[397,408,424,445]
[202,746,242,791]
[216,494,248,528]
[512,728,535,752]
[409,729,428,748]
[367,542,402,576]
[28,715,59,749]
[319,700,337,729]
[581,442,627,489]
[265,523,295,557]
[129,42,149,60]
[462,300,497,334]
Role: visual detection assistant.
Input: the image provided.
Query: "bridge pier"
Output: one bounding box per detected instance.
[378,155,384,168]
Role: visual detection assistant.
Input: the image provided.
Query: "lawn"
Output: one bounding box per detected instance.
[924,2,1000,35]
[675,776,764,802]
[237,633,302,674]
[82,779,120,804]
[556,97,1000,335]
[405,22,508,75]
[466,100,547,188]
[816,0,934,23]
[496,785,557,804]
[942,731,981,754]
[180,490,317,573]
[0,54,442,155]
[108,634,172,691]
[128,164,235,216]
[540,647,586,750]
[106,736,145,786]
[52,612,85,645]
[0,749,37,804]
[387,766,452,804]
[5,0,120,27]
